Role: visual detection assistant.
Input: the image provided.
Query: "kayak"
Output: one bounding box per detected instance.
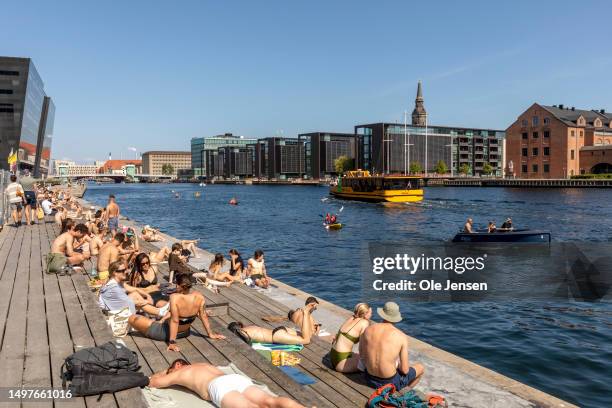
[324,223,343,230]
[452,229,551,243]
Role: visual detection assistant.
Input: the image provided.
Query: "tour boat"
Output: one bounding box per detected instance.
[330,170,424,203]
[452,229,551,243]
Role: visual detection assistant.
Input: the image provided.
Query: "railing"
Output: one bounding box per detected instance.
[0,170,11,227]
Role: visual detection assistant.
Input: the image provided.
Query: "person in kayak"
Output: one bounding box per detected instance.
[325,213,331,224]
[330,214,337,224]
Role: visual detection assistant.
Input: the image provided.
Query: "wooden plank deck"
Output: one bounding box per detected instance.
[0,221,358,408]
[139,239,372,407]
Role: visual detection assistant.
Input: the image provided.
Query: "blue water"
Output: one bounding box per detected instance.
[85,183,612,407]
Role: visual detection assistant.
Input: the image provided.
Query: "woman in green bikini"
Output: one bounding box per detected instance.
[330,303,371,373]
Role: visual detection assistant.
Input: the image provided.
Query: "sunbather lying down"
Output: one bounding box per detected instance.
[149,359,308,408]
[227,303,315,345]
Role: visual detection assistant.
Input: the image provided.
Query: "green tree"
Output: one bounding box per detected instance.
[161,163,175,175]
[459,163,471,176]
[434,160,448,175]
[482,163,494,175]
[409,161,422,175]
[334,155,355,174]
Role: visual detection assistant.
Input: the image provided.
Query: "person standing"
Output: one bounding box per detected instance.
[5,174,25,227]
[105,194,120,236]
[19,169,37,225]
[359,302,425,393]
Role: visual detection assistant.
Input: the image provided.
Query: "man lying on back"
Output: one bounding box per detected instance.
[149,359,308,408]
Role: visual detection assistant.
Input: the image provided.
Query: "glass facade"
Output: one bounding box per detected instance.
[355,123,505,176]
[298,132,356,179]
[191,133,257,177]
[0,57,54,175]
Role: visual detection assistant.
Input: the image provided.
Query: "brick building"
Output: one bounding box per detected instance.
[506,103,612,178]
[142,151,191,176]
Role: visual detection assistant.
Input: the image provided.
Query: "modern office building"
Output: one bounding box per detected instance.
[203,146,255,179]
[355,83,505,176]
[254,137,305,179]
[0,56,55,176]
[142,151,191,176]
[298,132,357,180]
[506,103,612,178]
[191,133,257,177]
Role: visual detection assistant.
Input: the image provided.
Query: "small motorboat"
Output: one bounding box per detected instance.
[324,223,343,230]
[452,229,551,243]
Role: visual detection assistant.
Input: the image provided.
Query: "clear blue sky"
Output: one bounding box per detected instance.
[2,0,611,162]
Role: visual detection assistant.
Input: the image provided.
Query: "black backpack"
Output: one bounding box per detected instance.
[61,341,149,397]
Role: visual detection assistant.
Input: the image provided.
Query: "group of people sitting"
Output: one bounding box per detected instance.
[463,217,514,233]
[44,189,427,406]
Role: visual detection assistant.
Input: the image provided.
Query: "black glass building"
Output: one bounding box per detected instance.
[0,57,55,176]
[298,132,357,180]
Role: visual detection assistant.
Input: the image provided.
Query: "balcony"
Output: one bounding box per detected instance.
[474,138,484,146]
[488,138,499,145]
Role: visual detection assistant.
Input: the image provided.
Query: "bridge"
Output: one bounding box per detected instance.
[49,173,175,182]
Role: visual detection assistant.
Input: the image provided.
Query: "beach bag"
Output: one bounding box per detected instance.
[37,207,44,220]
[107,307,131,337]
[61,341,148,397]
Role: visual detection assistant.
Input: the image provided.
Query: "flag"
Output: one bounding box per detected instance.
[7,148,17,165]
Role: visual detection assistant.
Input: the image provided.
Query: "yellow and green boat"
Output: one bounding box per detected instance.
[330,170,424,203]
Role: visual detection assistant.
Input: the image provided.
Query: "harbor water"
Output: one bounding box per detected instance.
[85,183,612,407]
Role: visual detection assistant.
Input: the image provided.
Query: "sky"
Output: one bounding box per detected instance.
[2,0,612,163]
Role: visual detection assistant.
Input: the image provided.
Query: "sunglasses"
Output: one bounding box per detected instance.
[116,268,127,273]
[140,261,150,266]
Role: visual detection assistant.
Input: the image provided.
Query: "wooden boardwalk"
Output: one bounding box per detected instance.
[0,221,370,408]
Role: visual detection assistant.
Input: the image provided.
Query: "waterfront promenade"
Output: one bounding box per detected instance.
[0,208,578,407]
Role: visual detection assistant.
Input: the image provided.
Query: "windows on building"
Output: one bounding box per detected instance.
[544,117,550,125]
[532,164,538,172]
[522,132,528,140]
[571,150,575,160]
[522,164,528,173]
[522,148,528,157]
[532,148,539,156]
[544,164,550,173]
[522,119,528,127]
[0,89,14,94]
[571,130,575,137]
[533,132,538,139]
[532,116,539,126]
[544,131,550,138]
[544,147,550,156]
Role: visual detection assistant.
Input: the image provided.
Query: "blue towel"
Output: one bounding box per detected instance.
[279,366,316,385]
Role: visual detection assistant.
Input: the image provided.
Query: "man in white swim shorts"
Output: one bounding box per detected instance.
[149,359,309,408]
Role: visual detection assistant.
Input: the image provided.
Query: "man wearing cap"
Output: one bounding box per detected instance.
[359,302,424,392]
[288,296,321,335]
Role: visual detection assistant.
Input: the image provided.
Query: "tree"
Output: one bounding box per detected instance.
[161,163,175,175]
[334,155,355,174]
[459,163,471,176]
[409,161,422,175]
[482,163,494,175]
[434,160,448,175]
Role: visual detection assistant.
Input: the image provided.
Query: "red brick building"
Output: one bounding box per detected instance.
[506,103,612,178]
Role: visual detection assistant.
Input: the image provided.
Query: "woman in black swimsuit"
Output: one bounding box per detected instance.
[128,274,225,350]
[127,253,168,305]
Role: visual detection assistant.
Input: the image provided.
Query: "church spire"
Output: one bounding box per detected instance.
[412,80,427,126]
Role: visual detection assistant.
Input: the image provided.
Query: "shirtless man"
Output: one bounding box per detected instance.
[359,302,424,393]
[47,223,90,273]
[149,360,307,408]
[97,232,126,281]
[105,194,120,235]
[463,218,473,233]
[289,297,321,336]
[89,223,107,257]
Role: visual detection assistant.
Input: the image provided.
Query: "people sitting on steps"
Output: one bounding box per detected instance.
[127,253,168,305]
[228,302,315,345]
[329,302,371,373]
[288,296,320,336]
[149,360,306,408]
[48,223,90,273]
[360,302,425,393]
[207,253,242,284]
[128,274,225,350]
[98,260,169,318]
[247,249,270,288]
[228,248,244,277]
